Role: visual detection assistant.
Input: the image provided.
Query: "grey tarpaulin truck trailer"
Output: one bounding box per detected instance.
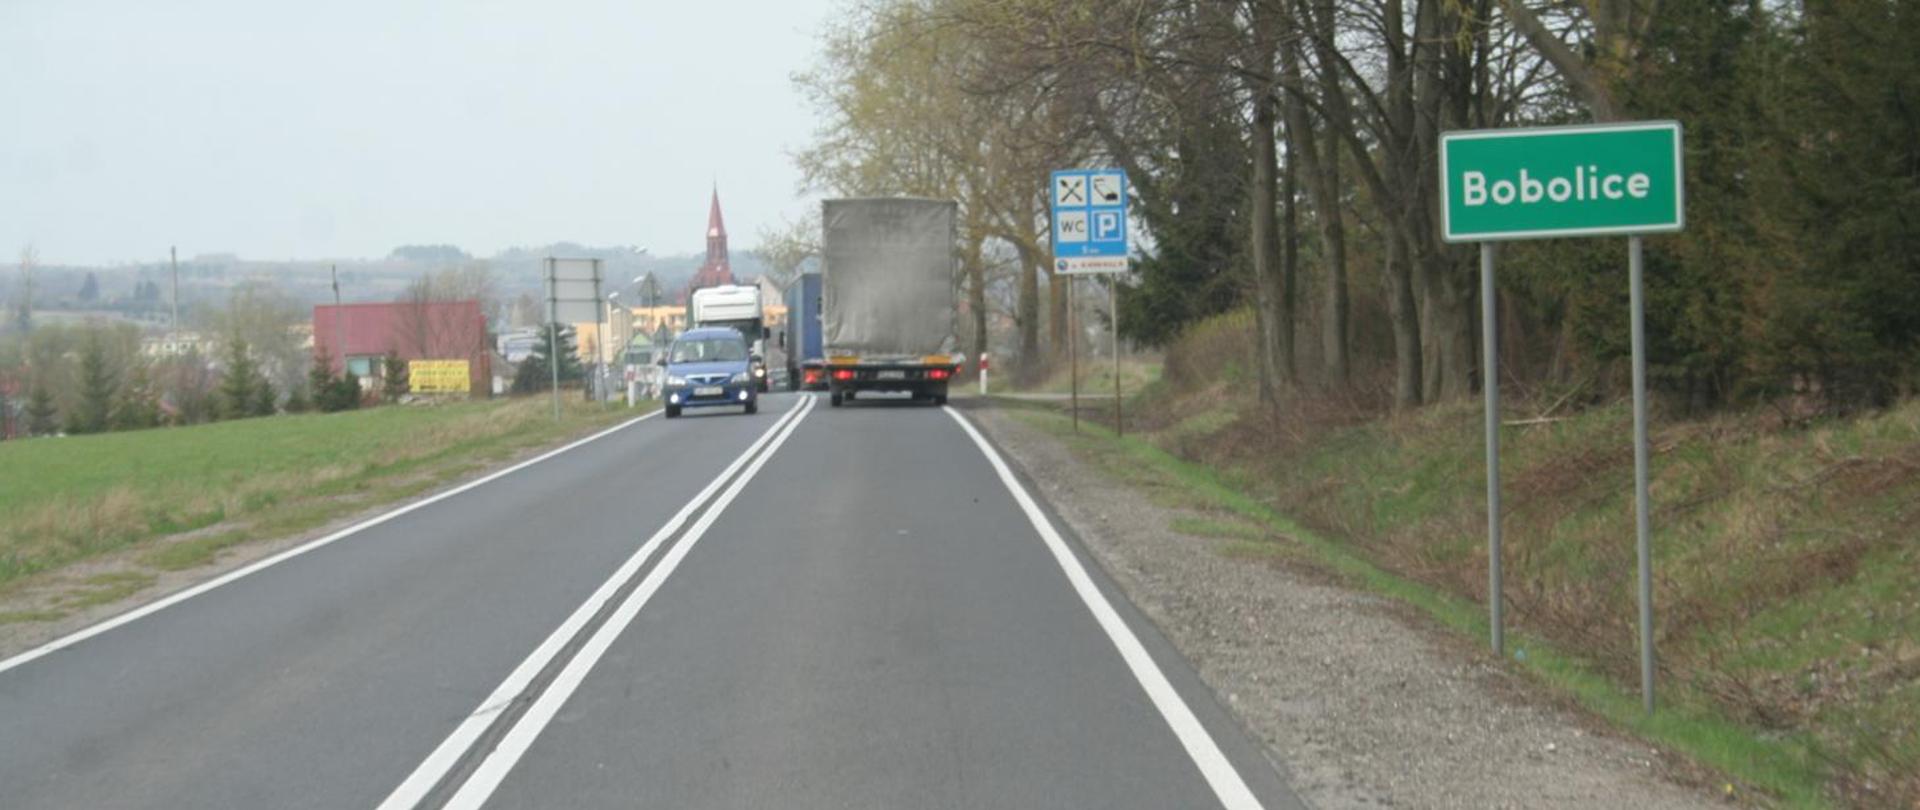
[820,197,962,407]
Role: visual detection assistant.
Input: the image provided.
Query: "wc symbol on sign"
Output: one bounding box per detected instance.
[1093,211,1122,241]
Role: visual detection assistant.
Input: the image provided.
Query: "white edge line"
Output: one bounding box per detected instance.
[378,396,809,809]
[942,406,1265,810]
[442,395,816,809]
[0,408,664,677]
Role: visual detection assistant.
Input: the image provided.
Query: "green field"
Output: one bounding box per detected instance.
[0,397,647,599]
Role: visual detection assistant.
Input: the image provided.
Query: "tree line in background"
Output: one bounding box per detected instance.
[799,0,1920,414]
[0,263,518,440]
[0,321,372,440]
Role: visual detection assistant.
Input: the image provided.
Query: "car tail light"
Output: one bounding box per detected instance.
[928,368,951,380]
[804,369,822,384]
[831,369,855,381]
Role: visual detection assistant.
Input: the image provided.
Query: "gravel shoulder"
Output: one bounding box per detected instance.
[968,403,1719,810]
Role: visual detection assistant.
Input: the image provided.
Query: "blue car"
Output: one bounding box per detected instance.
[660,327,759,418]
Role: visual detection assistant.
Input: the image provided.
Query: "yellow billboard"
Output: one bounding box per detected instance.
[408,360,471,394]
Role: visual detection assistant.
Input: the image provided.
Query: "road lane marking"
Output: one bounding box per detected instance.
[0,408,665,678]
[378,396,810,809]
[943,406,1266,810]
[438,394,816,809]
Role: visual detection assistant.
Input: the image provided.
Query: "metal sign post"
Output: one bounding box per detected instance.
[1441,121,1683,713]
[1112,277,1122,436]
[1068,279,1078,433]
[1481,243,1502,657]
[546,270,561,421]
[1628,235,1656,714]
[544,257,606,420]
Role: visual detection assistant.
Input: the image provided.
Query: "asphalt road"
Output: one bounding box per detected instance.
[0,392,1301,809]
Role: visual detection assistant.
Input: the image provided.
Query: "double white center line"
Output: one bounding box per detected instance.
[381,394,817,809]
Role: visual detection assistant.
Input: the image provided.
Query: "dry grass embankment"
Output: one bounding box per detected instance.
[1046,309,1918,808]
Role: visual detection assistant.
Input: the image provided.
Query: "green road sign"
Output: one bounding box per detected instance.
[1440,121,1683,242]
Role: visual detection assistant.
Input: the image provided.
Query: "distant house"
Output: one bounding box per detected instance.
[312,300,491,396]
[497,328,543,363]
[141,331,218,358]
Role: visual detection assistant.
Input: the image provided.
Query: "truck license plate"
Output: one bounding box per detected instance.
[694,386,724,396]
[876,370,906,380]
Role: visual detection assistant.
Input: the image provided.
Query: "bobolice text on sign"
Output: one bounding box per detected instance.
[1440,121,1683,242]
[408,360,471,394]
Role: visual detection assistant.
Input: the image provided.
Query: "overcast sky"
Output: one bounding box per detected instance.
[1,0,842,266]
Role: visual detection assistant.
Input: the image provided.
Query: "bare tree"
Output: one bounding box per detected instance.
[211,281,307,395]
[752,212,822,292]
[397,263,497,361]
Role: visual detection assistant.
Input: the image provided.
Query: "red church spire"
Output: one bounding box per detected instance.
[705,186,729,266]
[687,184,736,298]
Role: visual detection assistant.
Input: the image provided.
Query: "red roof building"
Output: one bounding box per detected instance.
[312,300,491,396]
[684,186,735,299]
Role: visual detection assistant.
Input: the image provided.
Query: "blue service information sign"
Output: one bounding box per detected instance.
[1050,169,1129,273]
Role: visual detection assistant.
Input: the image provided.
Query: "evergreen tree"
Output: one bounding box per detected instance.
[333,372,362,411]
[510,355,548,395]
[250,378,278,417]
[112,362,162,431]
[382,353,409,402]
[218,337,264,420]
[25,386,57,436]
[309,348,342,412]
[539,324,583,382]
[66,335,116,434]
[78,272,100,302]
[283,385,310,414]
[510,324,584,395]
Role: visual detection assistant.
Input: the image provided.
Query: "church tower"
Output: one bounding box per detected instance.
[687,186,736,296]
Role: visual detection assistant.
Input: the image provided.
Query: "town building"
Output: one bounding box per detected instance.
[312,300,491,396]
[140,331,219,359]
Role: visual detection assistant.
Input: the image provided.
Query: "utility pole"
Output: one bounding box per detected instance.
[170,246,180,332]
[331,264,344,378]
[17,245,34,334]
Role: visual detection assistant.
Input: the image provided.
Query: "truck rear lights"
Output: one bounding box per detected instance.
[927,368,951,380]
[804,369,823,384]
[831,369,856,381]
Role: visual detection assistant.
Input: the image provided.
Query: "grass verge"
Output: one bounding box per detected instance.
[989,355,1163,395]
[1009,405,1837,808]
[0,397,651,594]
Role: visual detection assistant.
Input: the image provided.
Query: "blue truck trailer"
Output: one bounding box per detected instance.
[782,271,825,391]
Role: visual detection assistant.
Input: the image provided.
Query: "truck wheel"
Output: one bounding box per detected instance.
[932,393,947,406]
[830,390,844,407]
[744,399,758,415]
[845,390,857,401]
[665,404,682,418]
